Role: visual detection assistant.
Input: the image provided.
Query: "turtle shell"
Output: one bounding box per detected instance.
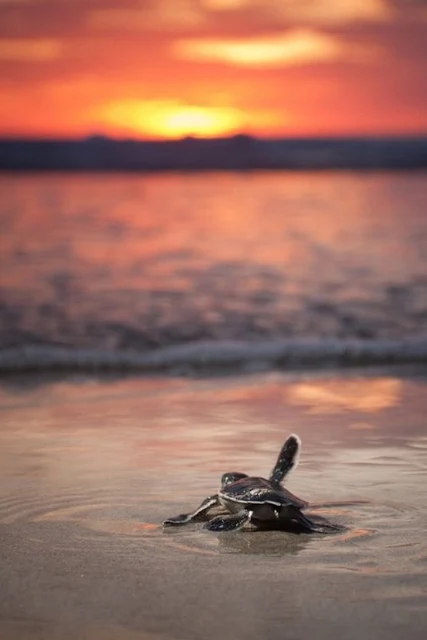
[219,476,308,509]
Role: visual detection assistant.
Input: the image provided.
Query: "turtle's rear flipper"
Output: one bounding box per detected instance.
[163,495,219,527]
[204,510,252,532]
[286,508,343,534]
[269,434,301,485]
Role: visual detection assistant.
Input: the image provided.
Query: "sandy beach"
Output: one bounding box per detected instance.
[1,368,427,640]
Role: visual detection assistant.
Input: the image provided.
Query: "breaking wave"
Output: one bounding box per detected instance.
[1,337,427,375]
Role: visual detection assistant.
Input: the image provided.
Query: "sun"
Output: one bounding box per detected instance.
[98,99,243,139]
[159,106,237,138]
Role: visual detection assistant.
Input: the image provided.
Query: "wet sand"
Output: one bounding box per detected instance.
[1,369,427,640]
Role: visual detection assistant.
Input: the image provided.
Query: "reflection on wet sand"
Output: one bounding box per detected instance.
[287,378,402,413]
[0,621,170,640]
[1,371,427,640]
[216,531,308,557]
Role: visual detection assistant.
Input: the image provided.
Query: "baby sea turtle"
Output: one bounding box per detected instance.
[163,434,340,533]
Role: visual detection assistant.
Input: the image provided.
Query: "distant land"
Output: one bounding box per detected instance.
[1,135,427,171]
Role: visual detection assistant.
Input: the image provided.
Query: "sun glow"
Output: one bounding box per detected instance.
[99,100,243,138]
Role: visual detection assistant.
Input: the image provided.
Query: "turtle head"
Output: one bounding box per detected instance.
[220,472,248,489]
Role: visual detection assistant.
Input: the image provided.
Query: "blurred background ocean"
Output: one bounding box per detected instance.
[1,170,427,374]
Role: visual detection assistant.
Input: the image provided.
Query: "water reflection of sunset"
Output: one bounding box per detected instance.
[1,1,427,138]
[288,379,402,414]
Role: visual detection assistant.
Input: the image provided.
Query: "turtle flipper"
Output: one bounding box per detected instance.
[269,434,301,485]
[281,507,343,534]
[204,510,252,532]
[163,495,219,527]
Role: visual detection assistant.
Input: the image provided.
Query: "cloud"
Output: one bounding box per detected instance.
[173,29,377,67]
[202,0,391,24]
[0,38,62,61]
[85,0,396,35]
[202,0,249,8]
[59,1,425,39]
[275,0,391,25]
[88,0,207,31]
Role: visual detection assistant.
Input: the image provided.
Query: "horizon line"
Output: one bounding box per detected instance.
[1,132,427,144]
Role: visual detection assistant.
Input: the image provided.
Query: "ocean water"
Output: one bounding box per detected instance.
[1,171,427,373]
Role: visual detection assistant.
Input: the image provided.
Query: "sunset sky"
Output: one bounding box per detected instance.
[1,0,427,139]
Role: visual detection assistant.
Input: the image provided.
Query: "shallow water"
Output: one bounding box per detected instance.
[1,370,427,639]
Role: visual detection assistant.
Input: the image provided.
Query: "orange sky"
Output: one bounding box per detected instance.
[1,0,427,139]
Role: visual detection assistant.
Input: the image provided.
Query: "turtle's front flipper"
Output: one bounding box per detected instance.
[163,495,219,526]
[269,434,301,485]
[204,510,252,532]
